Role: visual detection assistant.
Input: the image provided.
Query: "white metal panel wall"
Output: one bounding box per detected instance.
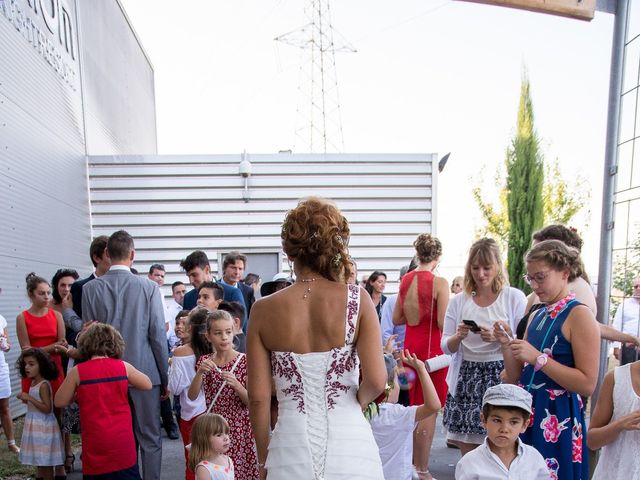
[76,0,157,155]
[0,0,92,417]
[88,153,435,295]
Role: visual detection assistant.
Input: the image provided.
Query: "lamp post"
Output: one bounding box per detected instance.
[239,151,252,203]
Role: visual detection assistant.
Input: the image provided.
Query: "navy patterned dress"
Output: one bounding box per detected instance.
[519,300,588,480]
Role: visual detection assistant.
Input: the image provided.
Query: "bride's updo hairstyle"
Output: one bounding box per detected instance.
[281,197,351,283]
[525,239,584,282]
[413,233,442,263]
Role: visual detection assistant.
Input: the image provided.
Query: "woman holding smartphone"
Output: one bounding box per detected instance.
[440,238,526,456]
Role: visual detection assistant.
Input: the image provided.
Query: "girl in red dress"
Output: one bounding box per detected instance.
[189,310,259,480]
[55,323,152,479]
[16,273,66,396]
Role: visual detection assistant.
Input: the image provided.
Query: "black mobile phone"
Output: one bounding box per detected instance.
[462,319,482,333]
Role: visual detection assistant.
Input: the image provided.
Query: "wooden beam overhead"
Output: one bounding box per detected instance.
[457,0,597,21]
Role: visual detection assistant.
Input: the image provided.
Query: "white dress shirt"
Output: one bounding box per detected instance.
[380,294,406,348]
[612,297,640,348]
[455,437,550,480]
[165,298,182,346]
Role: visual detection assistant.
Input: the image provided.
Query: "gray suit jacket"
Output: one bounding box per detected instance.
[82,268,168,386]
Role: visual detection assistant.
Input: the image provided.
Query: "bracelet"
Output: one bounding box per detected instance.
[257,462,266,469]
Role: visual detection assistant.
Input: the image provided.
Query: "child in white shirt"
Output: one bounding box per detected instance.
[369,346,441,480]
[455,384,549,480]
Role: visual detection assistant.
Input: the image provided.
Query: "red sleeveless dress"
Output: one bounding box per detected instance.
[398,270,448,405]
[76,358,137,475]
[21,309,64,394]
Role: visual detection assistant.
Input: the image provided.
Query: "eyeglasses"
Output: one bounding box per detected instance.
[523,270,551,286]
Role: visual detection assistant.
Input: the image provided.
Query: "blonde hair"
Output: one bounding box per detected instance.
[525,239,583,282]
[205,310,234,334]
[281,196,351,282]
[463,238,508,295]
[188,414,230,471]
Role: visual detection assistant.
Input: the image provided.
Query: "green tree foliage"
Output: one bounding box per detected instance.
[542,159,590,225]
[505,77,544,291]
[472,75,590,292]
[472,167,510,253]
[612,233,640,297]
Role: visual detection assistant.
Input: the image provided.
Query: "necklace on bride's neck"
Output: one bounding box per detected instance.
[299,277,317,299]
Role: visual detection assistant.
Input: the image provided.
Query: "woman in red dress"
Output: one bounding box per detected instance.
[393,234,449,480]
[16,273,66,395]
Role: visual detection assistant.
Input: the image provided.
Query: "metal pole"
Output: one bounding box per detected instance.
[593,0,629,409]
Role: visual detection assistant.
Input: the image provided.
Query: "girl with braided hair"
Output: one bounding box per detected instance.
[496,239,600,479]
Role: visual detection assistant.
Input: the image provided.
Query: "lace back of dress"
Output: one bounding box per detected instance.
[307,284,360,479]
[301,354,329,479]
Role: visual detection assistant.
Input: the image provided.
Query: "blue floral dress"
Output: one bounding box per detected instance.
[519,299,588,480]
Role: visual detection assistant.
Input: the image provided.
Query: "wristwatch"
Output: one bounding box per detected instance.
[534,353,549,372]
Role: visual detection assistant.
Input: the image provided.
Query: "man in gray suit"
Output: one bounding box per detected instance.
[82,230,168,480]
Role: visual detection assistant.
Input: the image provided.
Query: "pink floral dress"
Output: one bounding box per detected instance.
[197,353,258,480]
[519,297,587,480]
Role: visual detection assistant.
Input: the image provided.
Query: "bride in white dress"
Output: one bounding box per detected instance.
[248,197,386,480]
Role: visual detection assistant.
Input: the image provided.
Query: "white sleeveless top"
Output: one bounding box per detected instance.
[195,460,234,480]
[591,363,640,479]
[267,284,384,479]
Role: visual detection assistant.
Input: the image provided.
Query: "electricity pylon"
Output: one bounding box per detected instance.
[275,0,355,153]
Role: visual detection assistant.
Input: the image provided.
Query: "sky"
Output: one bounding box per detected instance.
[119,0,615,281]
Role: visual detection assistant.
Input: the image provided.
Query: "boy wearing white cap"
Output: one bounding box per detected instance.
[455,384,549,479]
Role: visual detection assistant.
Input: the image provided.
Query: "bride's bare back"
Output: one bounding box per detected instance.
[255,279,369,353]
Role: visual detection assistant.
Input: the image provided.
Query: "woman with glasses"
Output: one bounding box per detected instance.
[516,225,640,351]
[440,238,526,456]
[496,239,600,480]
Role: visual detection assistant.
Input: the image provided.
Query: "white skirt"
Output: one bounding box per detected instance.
[0,362,10,399]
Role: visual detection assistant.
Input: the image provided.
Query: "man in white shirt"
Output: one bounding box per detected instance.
[612,276,640,365]
[165,281,186,346]
[147,263,180,440]
[220,251,255,325]
[455,384,549,480]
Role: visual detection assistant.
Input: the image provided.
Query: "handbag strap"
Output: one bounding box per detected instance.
[427,272,436,359]
[206,353,244,414]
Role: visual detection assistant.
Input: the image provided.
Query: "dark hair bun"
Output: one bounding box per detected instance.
[413,234,442,263]
[25,272,48,295]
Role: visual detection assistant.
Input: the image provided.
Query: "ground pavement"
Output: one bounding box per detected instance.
[68,416,458,479]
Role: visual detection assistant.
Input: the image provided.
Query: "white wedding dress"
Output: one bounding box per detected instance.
[267,284,384,479]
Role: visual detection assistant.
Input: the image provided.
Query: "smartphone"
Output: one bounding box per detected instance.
[462,319,482,333]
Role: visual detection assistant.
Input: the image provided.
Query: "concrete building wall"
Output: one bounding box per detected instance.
[77,0,157,155]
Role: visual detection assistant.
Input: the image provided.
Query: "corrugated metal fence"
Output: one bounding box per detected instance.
[88,153,436,295]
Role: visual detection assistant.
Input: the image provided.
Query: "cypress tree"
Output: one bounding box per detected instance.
[506,75,544,291]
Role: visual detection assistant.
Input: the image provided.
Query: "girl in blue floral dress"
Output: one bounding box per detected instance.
[496,239,600,480]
